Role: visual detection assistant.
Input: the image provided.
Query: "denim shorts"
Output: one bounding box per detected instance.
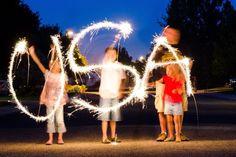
[97,98,121,121]
[164,101,183,116]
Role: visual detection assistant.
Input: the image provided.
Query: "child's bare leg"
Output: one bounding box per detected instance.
[159,112,167,133]
[180,114,184,133]
[46,133,53,144]
[110,121,116,138]
[58,133,64,144]
[174,115,181,141]
[179,113,190,141]
[166,115,174,138]
[102,121,108,140]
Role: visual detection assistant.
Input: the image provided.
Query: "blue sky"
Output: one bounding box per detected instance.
[22,0,169,61]
[23,0,236,61]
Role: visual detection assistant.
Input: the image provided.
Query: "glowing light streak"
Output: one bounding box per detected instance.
[8,36,65,121]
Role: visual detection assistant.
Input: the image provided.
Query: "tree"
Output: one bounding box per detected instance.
[0,0,64,96]
[212,1,236,81]
[0,0,40,78]
[117,47,133,65]
[160,0,236,88]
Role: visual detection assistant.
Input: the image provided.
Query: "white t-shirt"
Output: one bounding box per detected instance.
[99,61,125,99]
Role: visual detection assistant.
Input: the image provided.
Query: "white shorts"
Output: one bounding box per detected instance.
[164,102,183,116]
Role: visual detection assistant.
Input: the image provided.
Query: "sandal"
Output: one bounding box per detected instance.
[111,135,121,143]
[102,138,111,144]
[164,136,175,142]
[175,137,181,143]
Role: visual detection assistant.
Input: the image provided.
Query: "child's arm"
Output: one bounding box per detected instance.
[146,77,164,88]
[49,45,57,70]
[29,46,46,74]
[50,45,56,62]
[110,34,121,48]
[174,87,183,95]
[148,82,155,87]
[118,68,127,99]
[156,78,164,84]
[172,82,184,95]
[118,78,126,99]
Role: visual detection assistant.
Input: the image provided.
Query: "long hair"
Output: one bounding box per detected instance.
[167,64,185,82]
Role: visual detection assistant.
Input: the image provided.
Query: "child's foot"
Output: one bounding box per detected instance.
[45,140,53,145]
[175,136,181,143]
[180,133,190,141]
[156,133,167,142]
[57,139,64,145]
[111,136,121,143]
[164,136,175,142]
[101,138,111,144]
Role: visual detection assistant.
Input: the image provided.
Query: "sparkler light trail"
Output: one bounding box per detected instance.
[8,36,66,122]
[140,36,193,97]
[67,21,133,73]
[8,21,193,121]
[13,39,31,84]
[14,39,28,55]
[66,21,145,113]
[71,63,141,113]
[66,21,192,114]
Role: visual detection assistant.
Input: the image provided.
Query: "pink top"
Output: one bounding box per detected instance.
[163,75,183,103]
[40,70,69,106]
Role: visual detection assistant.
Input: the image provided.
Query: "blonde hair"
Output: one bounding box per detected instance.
[167,64,185,82]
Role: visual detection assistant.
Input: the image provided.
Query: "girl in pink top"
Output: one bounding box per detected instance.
[29,44,68,145]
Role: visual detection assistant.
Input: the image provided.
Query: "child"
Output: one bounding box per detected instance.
[159,64,185,142]
[153,26,189,142]
[98,46,126,144]
[29,44,68,145]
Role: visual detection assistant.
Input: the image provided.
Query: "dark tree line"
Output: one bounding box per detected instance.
[0,0,136,94]
[160,0,236,89]
[0,0,61,80]
[3,0,234,91]
[0,0,62,96]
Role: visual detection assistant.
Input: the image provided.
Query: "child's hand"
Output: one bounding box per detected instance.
[172,88,183,95]
[172,89,177,94]
[28,46,35,56]
[118,91,124,99]
[114,34,121,42]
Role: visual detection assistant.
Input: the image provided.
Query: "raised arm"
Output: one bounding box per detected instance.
[110,34,121,48]
[28,46,46,74]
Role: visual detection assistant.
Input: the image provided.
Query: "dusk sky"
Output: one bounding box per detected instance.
[22,0,236,62]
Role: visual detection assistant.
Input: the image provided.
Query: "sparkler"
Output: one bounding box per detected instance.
[140,35,193,97]
[67,20,133,73]
[65,21,145,114]
[8,36,65,122]
[71,63,142,113]
[8,20,193,121]
[14,39,28,55]
[67,22,192,114]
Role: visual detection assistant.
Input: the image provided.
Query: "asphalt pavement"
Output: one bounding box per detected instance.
[0,93,236,157]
